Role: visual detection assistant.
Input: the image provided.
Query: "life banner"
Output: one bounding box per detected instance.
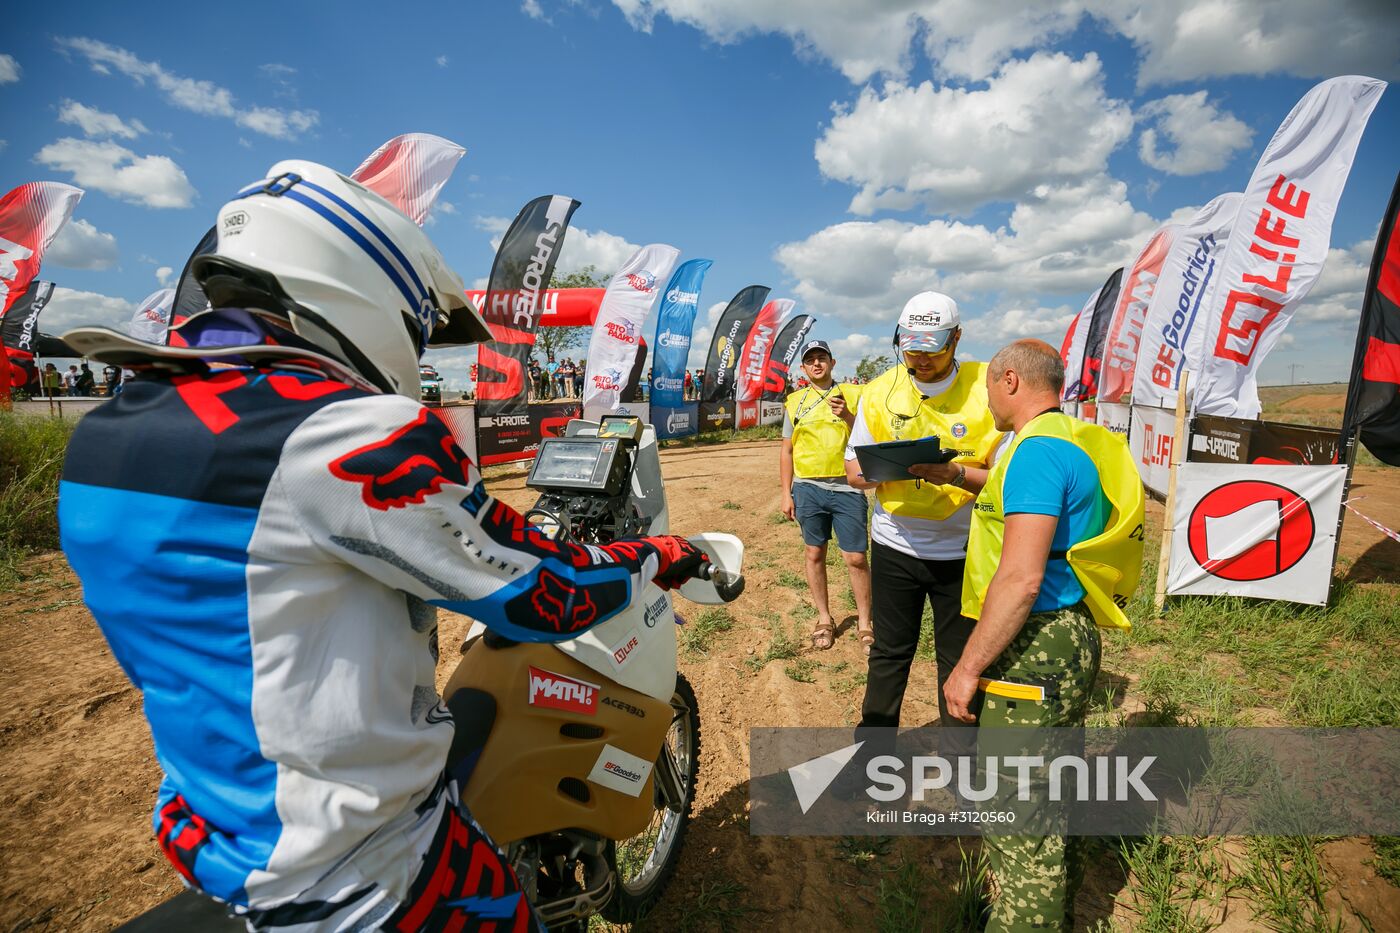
[476,195,580,436]
[1100,226,1178,402]
[167,225,218,346]
[1189,415,1341,466]
[580,243,678,417]
[127,288,175,344]
[762,313,815,402]
[1133,193,1244,409]
[651,258,712,408]
[1128,403,1177,498]
[702,285,771,403]
[1166,462,1346,606]
[1096,402,1131,437]
[1341,170,1400,466]
[699,399,735,432]
[1194,75,1387,418]
[735,298,793,402]
[653,402,698,439]
[351,133,465,226]
[1066,269,1123,402]
[1,280,55,393]
[1058,296,1091,403]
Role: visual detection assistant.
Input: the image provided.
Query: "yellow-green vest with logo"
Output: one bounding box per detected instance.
[860,362,1002,520]
[962,411,1145,632]
[784,383,857,478]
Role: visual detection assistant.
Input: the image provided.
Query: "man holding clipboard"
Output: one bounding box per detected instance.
[844,292,1006,729]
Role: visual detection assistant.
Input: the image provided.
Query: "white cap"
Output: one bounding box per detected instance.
[897,291,960,353]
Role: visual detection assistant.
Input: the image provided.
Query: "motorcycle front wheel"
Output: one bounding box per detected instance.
[600,673,700,923]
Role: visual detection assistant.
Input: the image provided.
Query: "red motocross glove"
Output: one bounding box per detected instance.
[640,535,710,591]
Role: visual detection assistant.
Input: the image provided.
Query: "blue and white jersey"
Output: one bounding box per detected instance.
[59,367,659,913]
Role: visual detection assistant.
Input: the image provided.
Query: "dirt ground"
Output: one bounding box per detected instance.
[2,439,1397,931]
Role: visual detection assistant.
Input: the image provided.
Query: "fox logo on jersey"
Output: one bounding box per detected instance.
[329,409,474,510]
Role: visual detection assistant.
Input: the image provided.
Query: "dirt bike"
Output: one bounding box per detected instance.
[442,415,744,929]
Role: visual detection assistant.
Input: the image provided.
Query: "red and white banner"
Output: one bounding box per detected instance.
[1100,225,1178,402]
[465,288,605,327]
[1059,290,1095,402]
[127,288,175,345]
[581,243,679,419]
[0,182,82,318]
[735,298,793,403]
[1167,463,1346,606]
[1194,75,1387,418]
[1133,193,1244,409]
[1128,403,1177,497]
[351,133,465,226]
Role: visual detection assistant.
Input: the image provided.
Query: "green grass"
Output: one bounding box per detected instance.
[678,606,735,657]
[1369,836,1400,886]
[1115,835,1229,933]
[1239,836,1345,932]
[744,621,804,672]
[671,879,758,932]
[766,511,788,525]
[0,413,74,585]
[775,569,806,590]
[720,500,742,511]
[784,658,819,683]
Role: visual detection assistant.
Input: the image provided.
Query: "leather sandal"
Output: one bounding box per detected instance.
[811,621,835,650]
[857,623,875,656]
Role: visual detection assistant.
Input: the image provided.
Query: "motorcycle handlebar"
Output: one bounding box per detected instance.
[698,561,745,602]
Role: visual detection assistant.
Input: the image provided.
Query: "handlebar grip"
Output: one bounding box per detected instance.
[699,562,745,602]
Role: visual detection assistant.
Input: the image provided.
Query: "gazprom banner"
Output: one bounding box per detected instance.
[651,258,711,408]
[654,402,699,439]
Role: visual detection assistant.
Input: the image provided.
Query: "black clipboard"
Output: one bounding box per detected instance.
[853,436,957,482]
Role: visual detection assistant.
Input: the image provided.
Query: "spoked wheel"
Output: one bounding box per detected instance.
[601,673,700,923]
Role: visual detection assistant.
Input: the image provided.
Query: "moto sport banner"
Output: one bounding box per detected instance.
[1059,297,1090,403]
[1167,462,1347,606]
[653,402,699,439]
[1100,226,1179,403]
[351,133,465,226]
[1128,404,1177,498]
[1066,269,1123,402]
[580,243,679,419]
[167,225,219,346]
[1133,193,1245,409]
[650,258,712,408]
[702,285,771,403]
[477,195,581,465]
[699,399,735,432]
[1194,75,1387,418]
[127,288,175,345]
[1342,171,1400,466]
[735,298,793,403]
[763,314,815,402]
[1,280,56,394]
[1189,415,1340,466]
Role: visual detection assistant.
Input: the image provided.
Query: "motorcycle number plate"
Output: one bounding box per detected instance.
[587,744,654,797]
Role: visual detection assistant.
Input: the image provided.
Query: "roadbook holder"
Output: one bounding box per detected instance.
[853,436,957,482]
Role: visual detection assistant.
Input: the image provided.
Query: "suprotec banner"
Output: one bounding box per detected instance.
[650,259,712,408]
[580,243,680,419]
[762,314,815,402]
[1132,193,1244,409]
[1065,268,1123,402]
[735,298,793,402]
[702,285,771,403]
[1194,75,1387,418]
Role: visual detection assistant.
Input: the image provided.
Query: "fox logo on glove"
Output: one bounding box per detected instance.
[330,410,474,510]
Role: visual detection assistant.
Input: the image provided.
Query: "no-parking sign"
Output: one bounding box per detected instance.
[1167,462,1346,605]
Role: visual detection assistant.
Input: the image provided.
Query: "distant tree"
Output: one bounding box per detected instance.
[534,265,601,361]
[856,354,892,383]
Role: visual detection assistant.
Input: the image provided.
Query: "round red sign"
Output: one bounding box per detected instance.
[1186,480,1315,581]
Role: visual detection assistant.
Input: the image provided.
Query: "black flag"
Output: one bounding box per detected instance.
[701,285,770,403]
[762,314,815,402]
[167,225,218,346]
[1067,268,1123,402]
[1342,171,1400,466]
[1,280,56,393]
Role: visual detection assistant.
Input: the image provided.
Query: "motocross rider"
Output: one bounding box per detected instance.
[57,161,708,932]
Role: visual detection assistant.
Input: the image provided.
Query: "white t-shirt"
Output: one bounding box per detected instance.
[845,365,1004,561]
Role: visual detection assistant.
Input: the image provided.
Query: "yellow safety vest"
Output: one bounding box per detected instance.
[962,411,1145,632]
[860,362,1003,520]
[785,383,856,478]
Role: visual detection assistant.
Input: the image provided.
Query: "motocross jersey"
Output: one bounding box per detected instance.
[58,366,661,915]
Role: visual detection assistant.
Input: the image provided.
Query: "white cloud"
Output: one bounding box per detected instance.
[57,99,148,139]
[815,53,1132,215]
[155,265,174,285]
[0,53,20,84]
[57,37,319,139]
[34,137,196,209]
[1137,91,1253,176]
[826,332,882,364]
[41,286,137,333]
[522,0,549,22]
[975,303,1078,341]
[46,218,120,270]
[478,215,642,279]
[436,55,450,67]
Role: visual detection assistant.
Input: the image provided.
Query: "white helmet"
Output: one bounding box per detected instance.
[193,160,489,398]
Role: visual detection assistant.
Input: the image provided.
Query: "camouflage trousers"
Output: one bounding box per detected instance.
[978,602,1100,933]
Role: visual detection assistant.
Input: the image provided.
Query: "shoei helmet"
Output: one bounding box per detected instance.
[192,160,490,398]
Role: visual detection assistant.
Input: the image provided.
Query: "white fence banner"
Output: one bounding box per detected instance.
[1128,404,1177,497]
[759,400,784,426]
[1096,402,1131,437]
[1167,463,1346,605]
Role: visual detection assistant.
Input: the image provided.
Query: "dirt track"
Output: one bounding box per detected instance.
[2,439,1398,931]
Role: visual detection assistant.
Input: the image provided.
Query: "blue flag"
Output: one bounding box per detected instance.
[651,258,712,407]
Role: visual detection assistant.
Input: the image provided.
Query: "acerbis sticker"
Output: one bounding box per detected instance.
[587,743,653,797]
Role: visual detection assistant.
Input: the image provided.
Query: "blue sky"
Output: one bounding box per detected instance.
[4,0,1398,388]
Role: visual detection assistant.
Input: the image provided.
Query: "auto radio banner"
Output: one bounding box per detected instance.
[1,280,55,394]
[1342,170,1400,466]
[1100,226,1178,402]
[1166,462,1346,606]
[1065,268,1122,402]
[702,285,770,403]
[651,258,712,408]
[477,194,581,464]
[581,243,679,419]
[735,298,793,402]
[763,313,815,402]
[1190,415,1340,466]
[1128,404,1177,498]
[1133,193,1244,409]
[653,402,698,439]
[1194,75,1387,419]
[126,288,175,345]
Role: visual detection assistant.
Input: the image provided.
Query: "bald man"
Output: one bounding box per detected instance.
[949,339,1144,933]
